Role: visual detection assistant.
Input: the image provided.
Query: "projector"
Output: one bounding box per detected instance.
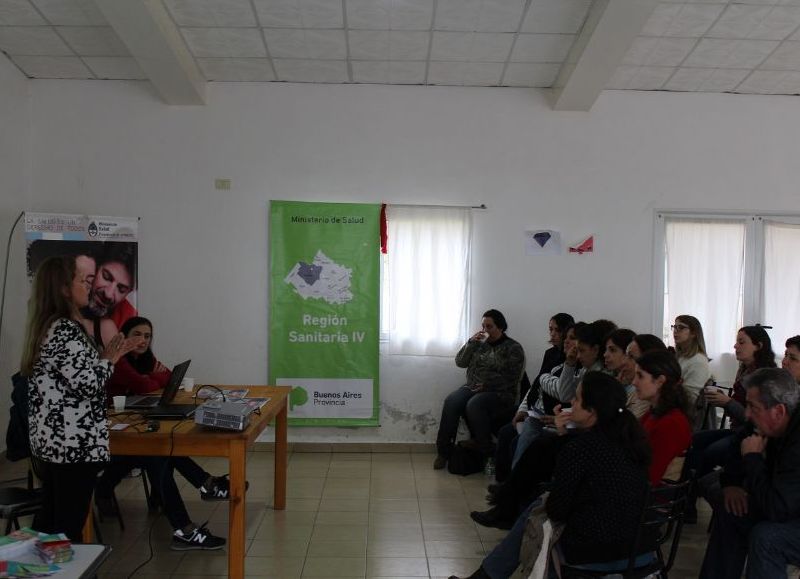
[195,400,255,431]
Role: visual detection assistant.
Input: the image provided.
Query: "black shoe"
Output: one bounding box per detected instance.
[200,475,250,501]
[470,507,514,530]
[433,456,447,470]
[171,523,226,551]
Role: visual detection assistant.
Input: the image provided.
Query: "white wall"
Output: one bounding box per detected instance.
[13,80,800,443]
[0,56,30,445]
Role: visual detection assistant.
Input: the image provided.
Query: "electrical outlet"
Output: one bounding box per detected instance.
[215,178,231,190]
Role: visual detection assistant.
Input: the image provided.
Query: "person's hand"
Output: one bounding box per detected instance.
[704,387,731,407]
[553,405,572,435]
[723,486,749,517]
[565,345,578,366]
[511,411,527,427]
[101,334,137,364]
[469,383,486,393]
[741,433,767,456]
[154,361,169,373]
[469,330,488,342]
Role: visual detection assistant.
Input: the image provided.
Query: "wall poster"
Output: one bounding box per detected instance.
[269,201,381,426]
[25,212,139,347]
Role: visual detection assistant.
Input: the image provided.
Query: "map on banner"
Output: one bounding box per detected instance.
[284,250,353,305]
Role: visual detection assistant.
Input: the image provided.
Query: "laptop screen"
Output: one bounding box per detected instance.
[159,359,191,405]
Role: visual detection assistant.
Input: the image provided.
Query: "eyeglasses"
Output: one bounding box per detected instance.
[671,324,690,331]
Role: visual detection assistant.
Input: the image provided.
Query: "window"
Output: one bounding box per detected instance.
[655,213,800,382]
[381,205,472,356]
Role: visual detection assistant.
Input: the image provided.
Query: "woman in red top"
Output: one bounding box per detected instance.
[632,350,692,485]
[106,317,172,397]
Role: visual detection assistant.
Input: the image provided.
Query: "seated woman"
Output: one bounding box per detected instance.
[96,316,231,550]
[684,325,776,521]
[538,320,609,405]
[434,309,526,469]
[604,329,649,419]
[783,335,800,383]
[496,318,576,480]
[632,350,692,484]
[451,372,652,579]
[671,315,711,426]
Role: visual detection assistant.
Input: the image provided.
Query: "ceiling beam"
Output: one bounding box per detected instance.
[551,0,658,111]
[93,0,205,105]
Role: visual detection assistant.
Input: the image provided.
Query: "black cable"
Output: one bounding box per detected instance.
[0,211,24,367]
[124,419,184,579]
[194,384,227,403]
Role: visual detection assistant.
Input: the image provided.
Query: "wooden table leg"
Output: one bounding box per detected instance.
[82,498,94,543]
[274,399,288,510]
[229,440,247,579]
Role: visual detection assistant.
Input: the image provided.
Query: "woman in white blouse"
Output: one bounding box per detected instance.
[672,314,711,426]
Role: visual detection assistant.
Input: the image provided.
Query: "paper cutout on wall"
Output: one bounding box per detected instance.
[525,230,562,256]
[569,235,594,254]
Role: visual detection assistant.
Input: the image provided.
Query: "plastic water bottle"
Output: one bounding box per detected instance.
[484,458,496,477]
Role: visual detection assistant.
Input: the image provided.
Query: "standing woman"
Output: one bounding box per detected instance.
[671,315,711,421]
[21,256,134,542]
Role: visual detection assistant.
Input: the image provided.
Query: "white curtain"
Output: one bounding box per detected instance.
[664,219,745,377]
[384,205,472,356]
[764,221,800,353]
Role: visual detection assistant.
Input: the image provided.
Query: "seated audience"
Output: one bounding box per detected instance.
[451,372,652,579]
[97,316,228,550]
[632,350,692,484]
[699,368,800,579]
[495,314,573,481]
[434,309,526,469]
[605,329,649,418]
[685,325,777,522]
[672,314,712,421]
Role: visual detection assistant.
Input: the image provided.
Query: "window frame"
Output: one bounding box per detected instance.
[652,210,800,336]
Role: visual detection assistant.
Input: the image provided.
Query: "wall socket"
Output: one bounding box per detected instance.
[215,178,231,190]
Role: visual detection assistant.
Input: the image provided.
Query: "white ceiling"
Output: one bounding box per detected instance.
[1,0,800,97]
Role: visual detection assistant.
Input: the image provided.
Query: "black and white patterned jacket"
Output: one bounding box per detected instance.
[28,318,113,464]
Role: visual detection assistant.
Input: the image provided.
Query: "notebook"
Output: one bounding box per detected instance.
[125,360,197,418]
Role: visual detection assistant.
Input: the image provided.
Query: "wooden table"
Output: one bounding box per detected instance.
[105,385,290,579]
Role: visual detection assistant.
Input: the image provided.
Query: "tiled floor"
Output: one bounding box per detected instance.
[3,451,713,578]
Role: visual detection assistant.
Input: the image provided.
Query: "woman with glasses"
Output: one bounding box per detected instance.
[671,315,711,411]
[21,256,136,541]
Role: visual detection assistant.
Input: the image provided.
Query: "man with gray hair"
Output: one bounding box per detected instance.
[700,367,800,579]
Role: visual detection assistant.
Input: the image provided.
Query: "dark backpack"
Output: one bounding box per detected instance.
[447,444,486,476]
[6,372,31,461]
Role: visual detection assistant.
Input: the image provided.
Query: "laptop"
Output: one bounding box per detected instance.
[125,360,197,419]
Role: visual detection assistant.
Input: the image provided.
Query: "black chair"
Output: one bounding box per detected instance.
[0,466,44,534]
[561,478,692,579]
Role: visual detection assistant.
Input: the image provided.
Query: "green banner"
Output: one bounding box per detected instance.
[269,201,381,426]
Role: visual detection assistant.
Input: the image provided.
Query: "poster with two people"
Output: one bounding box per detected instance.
[25,212,139,348]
